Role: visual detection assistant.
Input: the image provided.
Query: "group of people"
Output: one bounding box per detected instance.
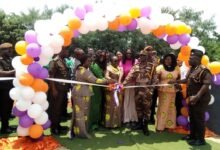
[0,42,211,146]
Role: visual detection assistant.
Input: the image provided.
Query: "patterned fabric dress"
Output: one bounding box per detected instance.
[156,65,180,130]
[88,63,105,131]
[104,65,123,128]
[71,66,106,138]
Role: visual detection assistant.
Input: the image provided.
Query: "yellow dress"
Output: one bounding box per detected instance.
[156,65,180,130]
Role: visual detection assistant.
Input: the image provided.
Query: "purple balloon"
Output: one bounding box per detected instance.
[27,63,42,78]
[166,35,179,44]
[182,99,187,107]
[141,6,152,17]
[12,107,26,117]
[75,7,86,20]
[118,25,127,32]
[177,115,188,126]
[25,30,37,44]
[205,112,210,121]
[84,4,93,13]
[179,34,190,45]
[73,30,80,38]
[19,114,34,128]
[27,43,41,58]
[127,19,137,31]
[42,120,51,130]
[212,74,220,85]
[38,68,49,79]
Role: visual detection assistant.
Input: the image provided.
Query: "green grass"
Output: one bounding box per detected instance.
[1,116,220,150]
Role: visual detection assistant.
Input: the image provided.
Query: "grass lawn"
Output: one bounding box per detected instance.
[1,115,219,150]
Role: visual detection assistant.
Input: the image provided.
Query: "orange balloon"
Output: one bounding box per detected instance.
[19,73,34,86]
[29,124,43,139]
[184,60,190,67]
[177,52,187,61]
[20,54,34,65]
[165,24,177,35]
[152,26,166,37]
[180,46,191,56]
[68,18,81,30]
[59,26,73,40]
[181,107,189,117]
[181,84,187,98]
[31,79,49,92]
[63,37,72,47]
[208,61,220,75]
[119,15,132,26]
[108,18,120,30]
[201,55,209,66]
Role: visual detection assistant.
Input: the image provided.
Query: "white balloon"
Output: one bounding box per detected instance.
[188,37,200,48]
[38,55,51,66]
[9,88,21,101]
[78,22,89,34]
[34,20,53,35]
[41,100,49,111]
[170,41,182,50]
[21,86,35,101]
[37,33,51,46]
[16,100,31,111]
[194,45,205,54]
[97,18,108,31]
[63,8,75,23]
[209,95,215,105]
[51,12,66,27]
[32,92,47,104]
[49,34,64,50]
[12,56,23,69]
[40,45,54,58]
[140,27,151,34]
[27,104,43,119]
[34,111,48,125]
[17,126,29,136]
[13,78,24,87]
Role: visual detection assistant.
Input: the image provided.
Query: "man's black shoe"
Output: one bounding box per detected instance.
[1,128,13,134]
[188,139,206,146]
[181,135,195,141]
[51,128,60,135]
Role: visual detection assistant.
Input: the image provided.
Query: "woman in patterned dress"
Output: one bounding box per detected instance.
[156,53,180,132]
[104,56,123,128]
[71,55,110,138]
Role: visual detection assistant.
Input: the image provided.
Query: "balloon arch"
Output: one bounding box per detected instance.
[9,2,220,139]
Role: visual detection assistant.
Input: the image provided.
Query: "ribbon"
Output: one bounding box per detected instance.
[0,77,172,88]
[0,77,15,81]
[108,83,123,106]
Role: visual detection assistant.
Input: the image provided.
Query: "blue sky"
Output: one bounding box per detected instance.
[0,0,219,33]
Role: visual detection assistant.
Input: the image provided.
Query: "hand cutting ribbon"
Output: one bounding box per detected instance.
[108,83,123,107]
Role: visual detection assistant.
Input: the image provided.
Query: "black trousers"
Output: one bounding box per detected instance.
[175,91,183,117]
[0,90,14,130]
[189,94,210,140]
[48,90,67,129]
[150,89,158,120]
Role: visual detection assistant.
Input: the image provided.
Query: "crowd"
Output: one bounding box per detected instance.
[0,42,211,146]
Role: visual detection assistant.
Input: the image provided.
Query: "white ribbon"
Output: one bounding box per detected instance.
[113,84,120,107]
[0,77,172,88]
[0,77,15,81]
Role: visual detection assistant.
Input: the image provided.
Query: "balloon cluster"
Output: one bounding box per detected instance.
[12,1,220,139]
[177,94,212,129]
[10,33,52,139]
